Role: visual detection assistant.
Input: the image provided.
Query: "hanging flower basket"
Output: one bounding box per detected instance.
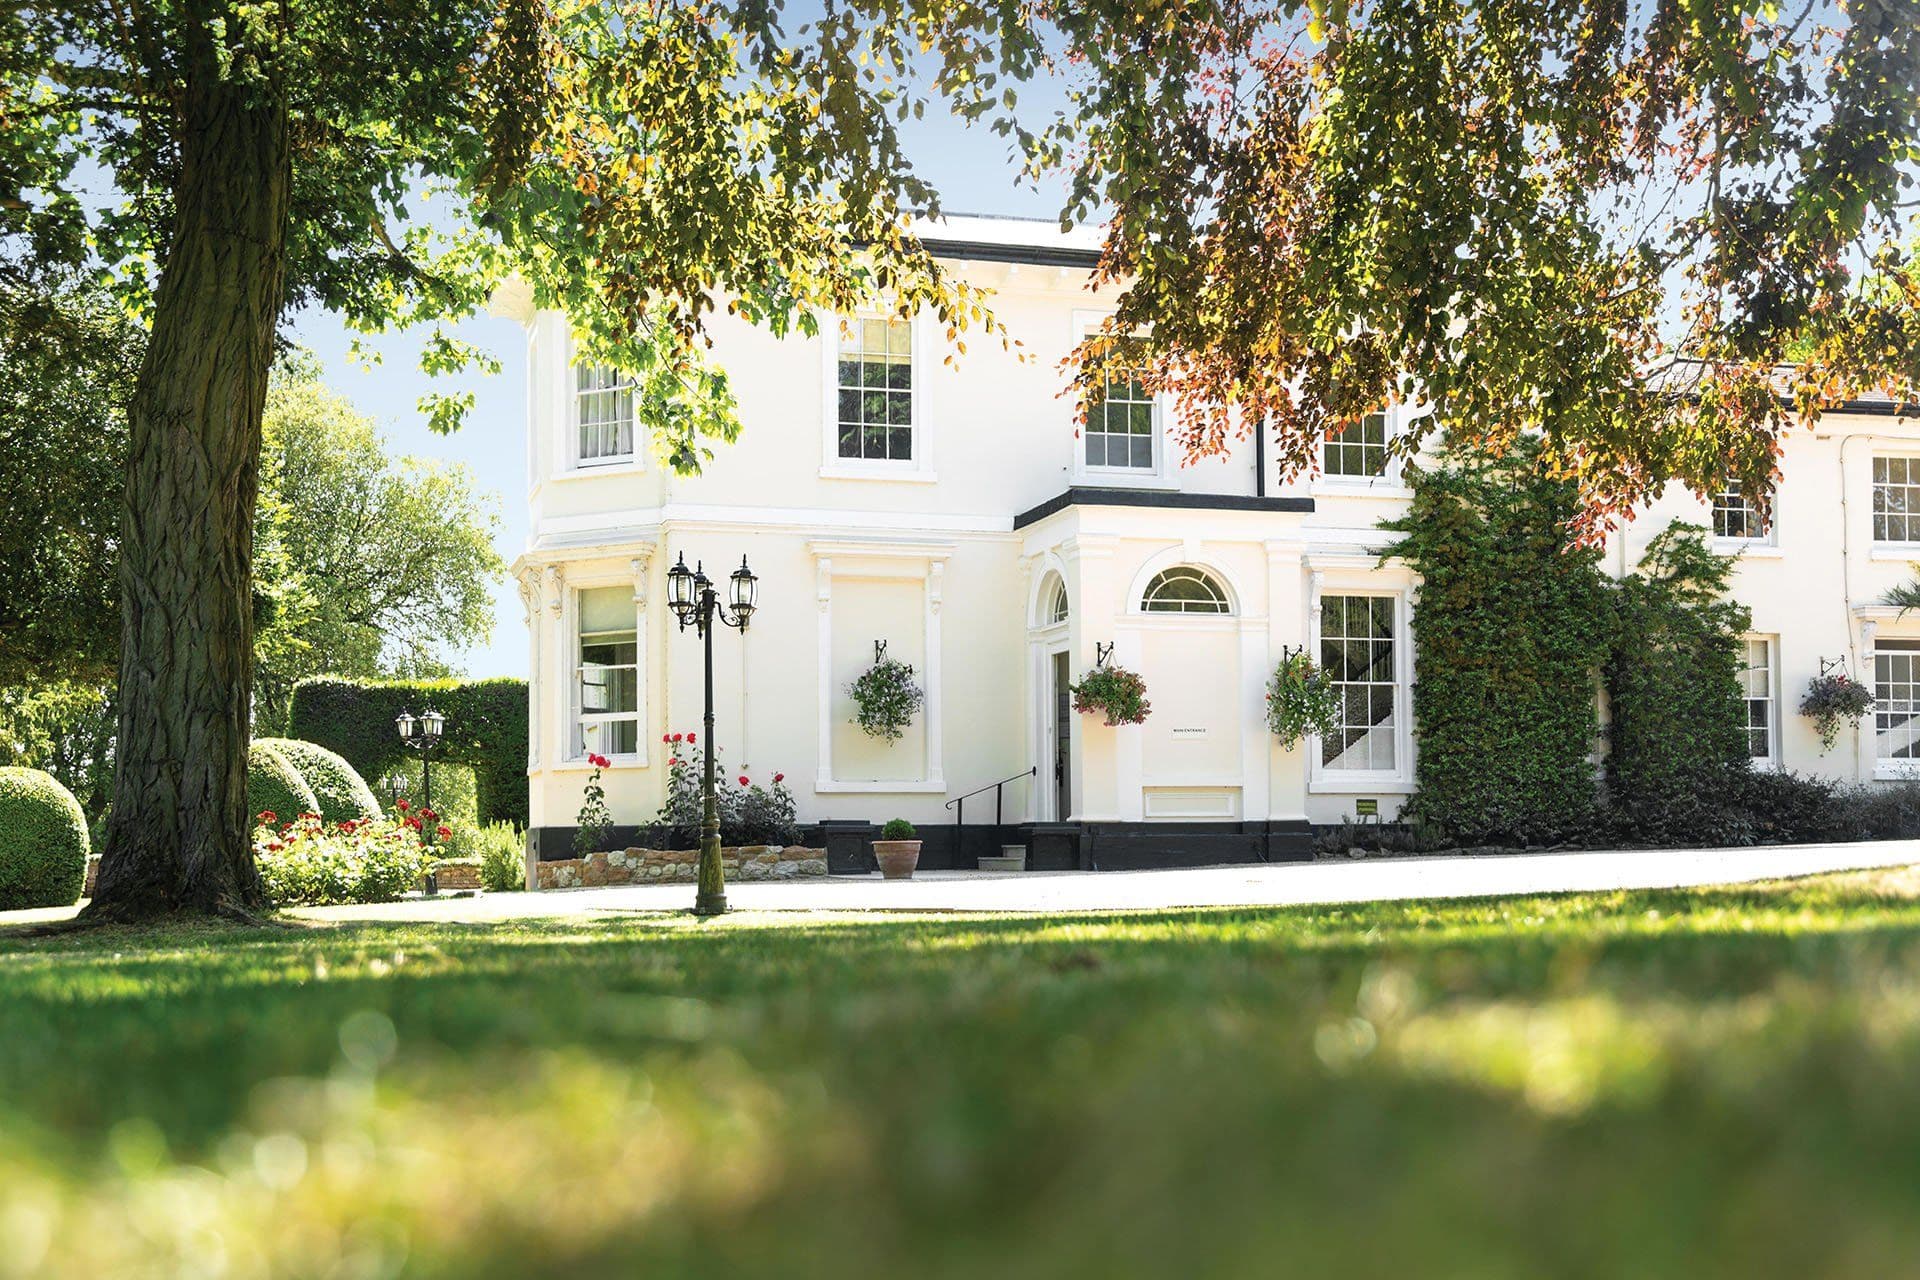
[1071,664,1151,726]
[847,652,925,743]
[1800,672,1874,753]
[1266,651,1342,749]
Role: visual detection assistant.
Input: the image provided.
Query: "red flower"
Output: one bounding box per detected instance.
[588,753,610,769]
[420,807,437,820]
[773,772,784,784]
[738,775,750,786]
[436,825,452,839]
[672,732,684,743]
[669,757,680,767]
[258,810,277,824]
[686,732,696,744]
[662,733,672,744]
[396,800,410,812]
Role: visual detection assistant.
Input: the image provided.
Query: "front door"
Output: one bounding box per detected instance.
[1052,650,1072,819]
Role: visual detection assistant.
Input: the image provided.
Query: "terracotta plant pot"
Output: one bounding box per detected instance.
[873,840,922,880]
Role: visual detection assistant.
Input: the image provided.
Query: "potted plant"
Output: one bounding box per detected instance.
[1070,663,1151,726]
[1800,672,1874,753]
[873,818,921,879]
[1266,651,1343,749]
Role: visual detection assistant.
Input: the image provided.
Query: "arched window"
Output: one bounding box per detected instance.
[1141,567,1231,614]
[1048,579,1070,624]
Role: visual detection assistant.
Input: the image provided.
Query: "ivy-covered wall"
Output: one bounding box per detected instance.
[287,677,529,827]
[1384,440,1613,845]
[1605,525,1751,841]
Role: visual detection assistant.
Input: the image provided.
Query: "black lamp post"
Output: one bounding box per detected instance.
[395,708,446,888]
[666,552,757,917]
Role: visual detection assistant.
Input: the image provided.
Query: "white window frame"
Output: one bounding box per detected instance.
[566,583,646,766]
[1071,308,1175,488]
[572,363,637,470]
[1311,403,1421,497]
[1710,480,1775,549]
[1872,454,1920,547]
[819,312,935,482]
[1873,636,1920,780]
[1140,566,1234,615]
[1307,585,1414,792]
[1739,635,1780,770]
[557,327,645,478]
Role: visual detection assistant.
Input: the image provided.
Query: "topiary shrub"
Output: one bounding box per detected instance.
[248,741,319,827]
[0,767,89,908]
[257,737,381,823]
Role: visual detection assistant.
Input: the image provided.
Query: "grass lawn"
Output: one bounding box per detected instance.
[8,870,1920,1278]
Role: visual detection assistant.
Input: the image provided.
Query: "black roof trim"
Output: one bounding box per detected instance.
[917,237,1103,271]
[1824,398,1920,417]
[1013,487,1315,529]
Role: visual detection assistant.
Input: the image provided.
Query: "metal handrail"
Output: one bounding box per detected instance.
[945,766,1039,852]
[944,766,1038,811]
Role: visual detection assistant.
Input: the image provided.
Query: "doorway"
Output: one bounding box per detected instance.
[1051,650,1072,820]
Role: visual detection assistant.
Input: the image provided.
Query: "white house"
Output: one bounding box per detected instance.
[498,214,1920,871]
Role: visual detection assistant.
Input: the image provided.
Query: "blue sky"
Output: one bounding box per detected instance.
[288,101,1076,681]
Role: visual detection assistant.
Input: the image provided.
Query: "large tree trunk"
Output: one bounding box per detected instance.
[86,44,291,922]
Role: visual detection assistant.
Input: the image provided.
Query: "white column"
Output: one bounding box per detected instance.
[814,556,834,790]
[630,552,652,767]
[924,559,946,788]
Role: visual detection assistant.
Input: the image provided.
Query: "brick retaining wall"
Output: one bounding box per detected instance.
[535,845,827,889]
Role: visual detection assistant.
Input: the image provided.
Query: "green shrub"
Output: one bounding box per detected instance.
[256,737,381,824]
[1735,770,1841,844]
[287,677,528,826]
[881,818,916,840]
[247,742,319,827]
[0,767,89,908]
[445,822,527,892]
[1826,781,1920,842]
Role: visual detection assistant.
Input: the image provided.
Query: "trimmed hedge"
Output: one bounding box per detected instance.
[288,677,528,827]
[0,767,89,908]
[257,737,382,824]
[248,742,319,825]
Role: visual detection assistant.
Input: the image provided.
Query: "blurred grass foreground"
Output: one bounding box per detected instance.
[9,869,1920,1277]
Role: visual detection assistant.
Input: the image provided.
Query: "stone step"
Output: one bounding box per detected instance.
[977,845,1027,873]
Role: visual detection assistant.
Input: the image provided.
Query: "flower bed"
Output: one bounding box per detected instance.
[253,808,437,906]
[536,845,827,890]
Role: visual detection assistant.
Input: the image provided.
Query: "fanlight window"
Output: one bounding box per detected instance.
[1140,567,1231,614]
[1047,579,1070,625]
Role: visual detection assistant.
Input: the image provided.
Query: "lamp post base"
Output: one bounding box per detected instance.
[693,830,727,917]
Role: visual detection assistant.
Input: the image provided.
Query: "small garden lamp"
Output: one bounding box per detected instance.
[664,548,757,916]
[395,707,448,893]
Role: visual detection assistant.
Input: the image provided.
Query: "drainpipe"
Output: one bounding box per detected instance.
[1254,420,1267,497]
